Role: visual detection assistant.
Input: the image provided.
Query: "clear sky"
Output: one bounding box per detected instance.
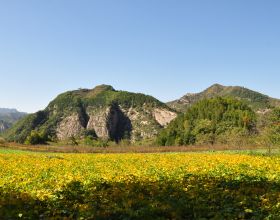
[0,0,279,113]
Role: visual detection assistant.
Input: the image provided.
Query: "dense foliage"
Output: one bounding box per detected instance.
[0,150,280,219]
[259,108,280,150]
[158,97,257,146]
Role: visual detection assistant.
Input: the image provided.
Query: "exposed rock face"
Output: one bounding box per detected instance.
[55,105,177,142]
[87,107,110,138]
[86,105,132,141]
[56,114,85,140]
[153,108,177,127]
[107,105,132,142]
[0,121,9,132]
[121,107,177,141]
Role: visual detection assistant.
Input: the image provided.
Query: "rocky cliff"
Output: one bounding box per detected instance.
[0,121,9,132]
[5,85,177,143]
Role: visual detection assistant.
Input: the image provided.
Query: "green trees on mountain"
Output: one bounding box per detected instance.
[259,108,280,152]
[157,97,257,146]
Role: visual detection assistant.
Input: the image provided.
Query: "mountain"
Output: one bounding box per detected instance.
[167,84,280,112]
[4,85,177,143]
[0,108,27,132]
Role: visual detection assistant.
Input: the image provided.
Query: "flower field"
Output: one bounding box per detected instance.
[0,149,280,219]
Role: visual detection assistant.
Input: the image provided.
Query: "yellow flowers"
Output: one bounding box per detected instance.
[0,150,280,219]
[0,152,279,198]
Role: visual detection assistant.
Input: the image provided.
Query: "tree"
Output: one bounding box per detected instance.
[261,108,280,154]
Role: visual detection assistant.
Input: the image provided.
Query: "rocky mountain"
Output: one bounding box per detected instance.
[167,84,280,112]
[5,85,177,143]
[0,108,27,132]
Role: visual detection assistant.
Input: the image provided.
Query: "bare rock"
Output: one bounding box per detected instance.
[87,107,110,139]
[153,108,177,127]
[56,114,85,140]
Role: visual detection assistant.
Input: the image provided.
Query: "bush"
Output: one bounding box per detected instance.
[93,139,109,148]
[68,136,79,146]
[83,138,109,148]
[24,130,47,145]
[0,137,6,145]
[82,130,97,140]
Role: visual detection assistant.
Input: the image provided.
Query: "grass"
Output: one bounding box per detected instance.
[0,141,272,154]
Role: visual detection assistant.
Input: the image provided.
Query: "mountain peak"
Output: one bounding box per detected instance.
[209,83,224,88]
[81,84,115,98]
[204,84,225,93]
[92,84,115,92]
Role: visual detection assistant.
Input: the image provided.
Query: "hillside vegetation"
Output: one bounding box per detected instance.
[158,97,257,146]
[167,84,280,112]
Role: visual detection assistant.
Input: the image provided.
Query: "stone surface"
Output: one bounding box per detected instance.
[0,121,9,132]
[56,114,85,140]
[153,108,177,127]
[87,107,110,139]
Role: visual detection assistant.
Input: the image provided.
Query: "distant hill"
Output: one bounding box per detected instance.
[5,85,177,143]
[167,84,280,112]
[0,108,27,132]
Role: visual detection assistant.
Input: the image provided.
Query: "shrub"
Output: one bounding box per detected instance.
[68,136,79,146]
[0,137,6,145]
[24,130,47,145]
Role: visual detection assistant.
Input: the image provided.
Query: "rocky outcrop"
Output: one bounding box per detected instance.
[0,121,9,132]
[107,105,132,142]
[153,108,177,127]
[87,107,110,138]
[54,104,177,142]
[55,104,133,142]
[121,107,177,141]
[56,114,85,140]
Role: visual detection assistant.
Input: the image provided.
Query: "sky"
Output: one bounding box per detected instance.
[0,0,280,113]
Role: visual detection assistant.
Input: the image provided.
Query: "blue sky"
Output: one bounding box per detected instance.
[0,0,279,113]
